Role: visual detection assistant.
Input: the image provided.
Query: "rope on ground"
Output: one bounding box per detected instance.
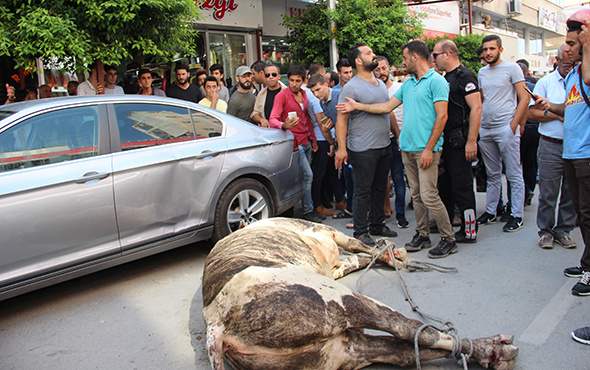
[355,238,471,370]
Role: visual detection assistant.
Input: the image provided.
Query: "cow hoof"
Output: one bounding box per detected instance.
[471,335,518,370]
[378,247,408,270]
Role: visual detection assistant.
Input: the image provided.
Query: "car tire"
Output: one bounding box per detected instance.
[212,178,274,242]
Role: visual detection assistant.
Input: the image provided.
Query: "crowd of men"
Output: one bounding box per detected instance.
[3,20,590,342]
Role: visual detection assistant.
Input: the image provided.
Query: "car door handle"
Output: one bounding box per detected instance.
[74,171,110,184]
[195,150,219,159]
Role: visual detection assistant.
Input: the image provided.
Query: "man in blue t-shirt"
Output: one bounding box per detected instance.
[338,40,455,259]
[535,20,590,297]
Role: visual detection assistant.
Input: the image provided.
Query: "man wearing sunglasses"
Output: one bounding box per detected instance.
[251,64,286,127]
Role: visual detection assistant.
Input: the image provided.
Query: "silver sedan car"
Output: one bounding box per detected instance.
[0,95,303,301]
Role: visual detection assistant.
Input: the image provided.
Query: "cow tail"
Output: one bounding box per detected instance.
[206,324,225,370]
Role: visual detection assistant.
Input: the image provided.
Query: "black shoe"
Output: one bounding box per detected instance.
[455,232,477,244]
[429,220,439,233]
[428,238,458,259]
[396,213,409,228]
[477,212,497,225]
[500,205,511,223]
[525,191,534,206]
[370,225,398,237]
[572,271,590,296]
[356,232,375,247]
[565,266,583,278]
[572,326,590,345]
[503,216,523,232]
[314,210,327,220]
[404,233,432,252]
[302,212,323,223]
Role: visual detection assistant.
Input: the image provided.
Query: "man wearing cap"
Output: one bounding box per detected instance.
[227,66,256,124]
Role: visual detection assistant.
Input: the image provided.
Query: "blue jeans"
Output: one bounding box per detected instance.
[348,146,392,237]
[299,144,314,214]
[389,138,406,215]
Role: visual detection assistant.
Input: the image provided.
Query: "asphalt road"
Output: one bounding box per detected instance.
[0,191,588,369]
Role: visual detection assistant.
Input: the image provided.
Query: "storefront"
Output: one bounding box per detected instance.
[191,0,311,84]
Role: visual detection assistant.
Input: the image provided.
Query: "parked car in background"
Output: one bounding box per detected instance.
[0,95,302,301]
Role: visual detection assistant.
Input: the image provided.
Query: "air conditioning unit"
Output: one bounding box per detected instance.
[508,0,522,15]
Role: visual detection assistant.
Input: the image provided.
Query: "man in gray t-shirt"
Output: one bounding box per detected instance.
[227,66,256,124]
[335,43,396,246]
[477,34,529,232]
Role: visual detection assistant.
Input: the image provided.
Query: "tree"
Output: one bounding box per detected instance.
[425,33,485,74]
[282,0,423,67]
[0,0,201,72]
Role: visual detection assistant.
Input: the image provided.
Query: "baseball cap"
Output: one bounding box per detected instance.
[236,66,252,76]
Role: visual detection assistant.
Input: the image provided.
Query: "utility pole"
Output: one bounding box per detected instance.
[328,0,338,71]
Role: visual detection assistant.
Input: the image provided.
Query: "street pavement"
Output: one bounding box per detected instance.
[0,190,588,369]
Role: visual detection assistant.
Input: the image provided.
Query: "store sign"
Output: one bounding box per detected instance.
[196,0,262,28]
[538,6,558,33]
[199,0,238,20]
[408,2,460,36]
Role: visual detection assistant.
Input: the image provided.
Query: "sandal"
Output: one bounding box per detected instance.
[333,210,353,219]
[346,222,354,229]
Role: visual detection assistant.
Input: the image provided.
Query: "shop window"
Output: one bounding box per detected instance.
[209,32,247,87]
[261,36,294,75]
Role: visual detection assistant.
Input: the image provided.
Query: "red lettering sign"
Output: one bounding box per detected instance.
[199,0,238,21]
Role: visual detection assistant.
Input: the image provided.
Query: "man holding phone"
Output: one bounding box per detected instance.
[476,34,529,232]
[269,65,320,223]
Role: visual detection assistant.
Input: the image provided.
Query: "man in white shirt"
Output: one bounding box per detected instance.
[529,45,577,249]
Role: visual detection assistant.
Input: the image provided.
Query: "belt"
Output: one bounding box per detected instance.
[541,134,563,144]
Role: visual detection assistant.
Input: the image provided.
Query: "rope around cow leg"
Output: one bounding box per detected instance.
[358,238,474,369]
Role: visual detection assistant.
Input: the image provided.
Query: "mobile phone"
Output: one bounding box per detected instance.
[524,86,535,99]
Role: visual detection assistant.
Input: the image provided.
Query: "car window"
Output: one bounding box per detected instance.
[191,110,223,139]
[114,103,195,151]
[0,106,99,173]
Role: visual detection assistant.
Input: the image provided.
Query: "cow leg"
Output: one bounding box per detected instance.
[340,293,518,369]
[331,230,408,270]
[332,255,373,279]
[324,330,517,370]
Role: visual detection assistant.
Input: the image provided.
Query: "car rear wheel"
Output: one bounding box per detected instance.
[212,179,274,242]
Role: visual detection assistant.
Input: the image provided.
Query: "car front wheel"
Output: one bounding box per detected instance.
[212,178,274,242]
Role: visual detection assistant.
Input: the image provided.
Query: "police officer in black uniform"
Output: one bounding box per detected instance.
[432,39,482,243]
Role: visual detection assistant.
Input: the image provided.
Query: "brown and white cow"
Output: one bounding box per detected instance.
[202,218,518,369]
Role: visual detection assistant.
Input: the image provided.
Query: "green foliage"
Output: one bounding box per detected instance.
[0,0,201,71]
[332,0,423,65]
[281,0,331,67]
[424,33,485,74]
[281,0,423,67]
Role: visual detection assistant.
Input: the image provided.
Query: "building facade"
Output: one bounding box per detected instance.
[463,0,566,75]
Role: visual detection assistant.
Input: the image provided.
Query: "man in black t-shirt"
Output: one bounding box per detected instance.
[432,39,482,243]
[167,64,203,103]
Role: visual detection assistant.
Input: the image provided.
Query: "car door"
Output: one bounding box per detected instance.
[108,102,226,252]
[0,104,119,290]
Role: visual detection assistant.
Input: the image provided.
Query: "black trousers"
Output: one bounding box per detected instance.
[439,141,476,230]
[521,125,540,193]
[563,158,590,271]
[348,146,392,237]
